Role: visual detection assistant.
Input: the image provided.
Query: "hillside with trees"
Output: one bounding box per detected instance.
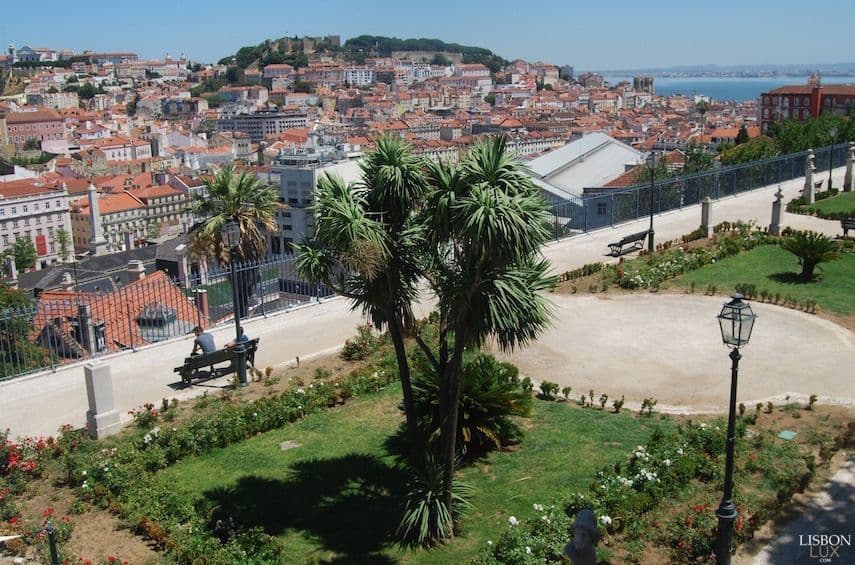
[216,34,508,74]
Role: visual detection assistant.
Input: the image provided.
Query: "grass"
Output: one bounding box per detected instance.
[155,385,668,563]
[807,191,855,216]
[676,245,855,314]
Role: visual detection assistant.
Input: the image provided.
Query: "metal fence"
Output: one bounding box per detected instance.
[0,254,332,381]
[546,144,849,238]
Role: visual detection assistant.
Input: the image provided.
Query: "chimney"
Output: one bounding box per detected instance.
[127,260,146,282]
[62,272,73,290]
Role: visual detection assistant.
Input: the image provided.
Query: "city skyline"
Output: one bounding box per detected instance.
[5,0,855,70]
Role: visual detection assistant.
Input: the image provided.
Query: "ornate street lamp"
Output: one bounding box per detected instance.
[828,126,838,191]
[647,151,658,252]
[714,293,757,564]
[220,218,247,387]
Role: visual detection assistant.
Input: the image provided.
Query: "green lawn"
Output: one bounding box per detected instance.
[155,385,668,563]
[807,191,855,216]
[677,245,855,314]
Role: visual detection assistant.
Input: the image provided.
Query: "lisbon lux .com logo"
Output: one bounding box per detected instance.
[799,534,852,562]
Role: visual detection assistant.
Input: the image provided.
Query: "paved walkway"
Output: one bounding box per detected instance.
[493,294,855,413]
[0,168,850,439]
[736,455,855,565]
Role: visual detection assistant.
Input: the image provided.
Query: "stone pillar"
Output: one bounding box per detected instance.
[175,244,189,287]
[700,197,713,237]
[87,181,109,256]
[844,141,854,192]
[5,257,18,288]
[770,186,784,236]
[803,149,816,204]
[195,288,209,322]
[77,303,96,354]
[84,361,121,439]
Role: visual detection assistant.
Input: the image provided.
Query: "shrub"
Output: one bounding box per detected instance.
[521,377,534,393]
[780,230,840,281]
[412,353,532,458]
[807,394,818,410]
[612,396,625,414]
[599,394,609,410]
[766,401,774,414]
[738,403,746,417]
[475,504,571,564]
[340,324,378,361]
[641,398,657,417]
[539,381,560,401]
[397,452,472,548]
[561,386,573,400]
[681,227,707,243]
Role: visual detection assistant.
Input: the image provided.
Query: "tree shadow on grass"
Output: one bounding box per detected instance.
[201,453,407,563]
[768,272,814,285]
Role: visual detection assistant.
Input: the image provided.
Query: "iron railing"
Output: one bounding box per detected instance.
[0,254,332,381]
[546,144,849,238]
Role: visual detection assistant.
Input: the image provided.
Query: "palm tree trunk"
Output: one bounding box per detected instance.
[800,261,816,281]
[387,313,420,458]
[439,325,466,519]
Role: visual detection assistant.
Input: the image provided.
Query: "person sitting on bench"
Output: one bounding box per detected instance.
[226,326,249,350]
[192,326,216,356]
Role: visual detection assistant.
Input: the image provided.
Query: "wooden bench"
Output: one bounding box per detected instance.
[841,218,855,238]
[173,338,260,385]
[608,230,649,256]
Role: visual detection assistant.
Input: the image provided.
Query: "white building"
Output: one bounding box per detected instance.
[0,179,73,269]
[342,66,374,86]
[526,132,643,201]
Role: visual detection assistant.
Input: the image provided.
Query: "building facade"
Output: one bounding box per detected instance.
[217,110,309,143]
[5,108,67,150]
[758,80,855,132]
[0,179,73,269]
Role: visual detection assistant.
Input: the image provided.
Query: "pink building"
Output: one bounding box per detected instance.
[0,179,73,269]
[5,108,66,150]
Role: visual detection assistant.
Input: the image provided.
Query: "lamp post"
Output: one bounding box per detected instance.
[221,219,248,387]
[647,151,658,253]
[828,126,838,191]
[715,293,757,565]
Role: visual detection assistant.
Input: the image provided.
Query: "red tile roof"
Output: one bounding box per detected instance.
[33,271,204,352]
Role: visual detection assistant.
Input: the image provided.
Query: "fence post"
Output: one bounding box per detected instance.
[610,195,615,227]
[125,285,135,352]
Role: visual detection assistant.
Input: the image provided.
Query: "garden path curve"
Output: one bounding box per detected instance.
[493,294,855,413]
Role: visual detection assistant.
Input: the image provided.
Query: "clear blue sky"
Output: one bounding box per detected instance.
[4,0,854,70]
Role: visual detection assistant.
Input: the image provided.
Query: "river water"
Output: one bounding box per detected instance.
[601,76,855,102]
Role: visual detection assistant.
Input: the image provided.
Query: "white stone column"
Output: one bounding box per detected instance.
[84,361,121,439]
[700,197,713,237]
[803,149,816,204]
[844,141,854,193]
[770,186,784,236]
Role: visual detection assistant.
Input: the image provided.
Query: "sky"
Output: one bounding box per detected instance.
[4,0,854,71]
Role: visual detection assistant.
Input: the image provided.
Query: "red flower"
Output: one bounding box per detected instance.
[108,556,116,563]
[684,516,694,526]
[8,517,18,525]
[735,516,743,532]
[42,507,55,518]
[61,515,71,524]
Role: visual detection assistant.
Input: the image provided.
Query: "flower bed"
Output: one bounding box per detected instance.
[477,408,843,563]
[614,223,773,290]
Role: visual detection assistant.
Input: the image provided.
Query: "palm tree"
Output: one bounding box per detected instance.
[418,136,555,517]
[191,165,279,316]
[294,136,428,453]
[780,230,839,281]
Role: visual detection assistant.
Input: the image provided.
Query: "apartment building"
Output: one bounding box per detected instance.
[269,144,363,253]
[4,108,67,150]
[0,179,72,269]
[758,79,855,132]
[217,110,309,143]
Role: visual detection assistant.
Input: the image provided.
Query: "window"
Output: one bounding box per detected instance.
[34,203,39,211]
[11,207,16,215]
[597,202,607,216]
[45,201,50,209]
